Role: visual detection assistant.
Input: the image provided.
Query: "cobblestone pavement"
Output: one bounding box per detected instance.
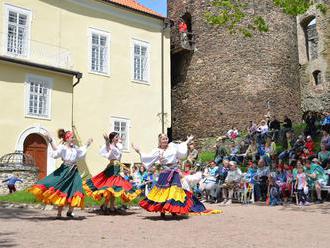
[1,203,330,248]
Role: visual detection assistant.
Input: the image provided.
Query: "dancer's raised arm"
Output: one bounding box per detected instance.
[132,143,159,170]
[174,135,194,159]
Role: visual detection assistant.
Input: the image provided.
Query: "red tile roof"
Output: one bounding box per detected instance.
[101,0,164,18]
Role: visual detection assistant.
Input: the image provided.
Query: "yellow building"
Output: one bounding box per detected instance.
[0,0,171,177]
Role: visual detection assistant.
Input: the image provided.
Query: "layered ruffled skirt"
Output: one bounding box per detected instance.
[139,169,222,215]
[28,163,84,208]
[83,161,141,202]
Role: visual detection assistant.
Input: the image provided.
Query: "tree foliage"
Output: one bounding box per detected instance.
[205,0,327,37]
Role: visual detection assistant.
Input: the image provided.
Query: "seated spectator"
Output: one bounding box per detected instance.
[283,115,293,129]
[269,115,281,141]
[217,159,230,183]
[254,159,270,202]
[304,158,329,203]
[145,166,158,195]
[247,121,258,138]
[256,120,269,144]
[227,127,239,140]
[199,161,219,202]
[305,112,317,137]
[244,161,257,184]
[280,115,293,143]
[321,112,330,131]
[264,136,276,158]
[279,133,304,164]
[321,130,330,151]
[244,139,258,162]
[183,163,193,176]
[136,165,148,191]
[220,161,242,205]
[305,135,315,154]
[318,144,330,169]
[228,142,242,163]
[295,164,309,206]
[268,172,282,206]
[275,165,291,203]
[300,148,312,161]
[188,142,199,164]
[214,136,228,165]
[214,159,230,202]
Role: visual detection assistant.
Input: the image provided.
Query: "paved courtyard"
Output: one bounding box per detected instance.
[1,203,330,248]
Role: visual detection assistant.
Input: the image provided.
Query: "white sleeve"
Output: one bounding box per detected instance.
[117,142,123,150]
[77,145,88,159]
[172,142,188,159]
[100,144,112,159]
[140,148,160,170]
[51,145,65,159]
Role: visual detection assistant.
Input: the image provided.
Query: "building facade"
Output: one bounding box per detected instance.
[0,0,171,177]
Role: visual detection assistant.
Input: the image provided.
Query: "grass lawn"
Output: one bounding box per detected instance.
[0,190,141,207]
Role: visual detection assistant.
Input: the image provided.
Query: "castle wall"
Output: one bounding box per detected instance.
[169,0,301,139]
[297,1,330,114]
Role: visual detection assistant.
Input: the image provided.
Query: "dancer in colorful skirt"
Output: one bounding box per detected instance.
[28,129,93,219]
[133,134,221,218]
[83,132,141,213]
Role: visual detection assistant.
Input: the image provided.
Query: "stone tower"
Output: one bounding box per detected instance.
[296,1,330,114]
[168,0,301,139]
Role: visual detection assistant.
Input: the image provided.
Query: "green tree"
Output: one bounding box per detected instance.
[204,0,327,37]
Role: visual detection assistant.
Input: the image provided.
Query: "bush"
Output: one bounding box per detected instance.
[199,151,215,162]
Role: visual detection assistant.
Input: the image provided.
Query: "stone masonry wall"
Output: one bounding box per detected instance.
[169,0,301,140]
[297,1,330,114]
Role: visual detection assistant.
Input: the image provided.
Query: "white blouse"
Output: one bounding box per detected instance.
[99,144,122,161]
[52,144,87,164]
[140,142,188,169]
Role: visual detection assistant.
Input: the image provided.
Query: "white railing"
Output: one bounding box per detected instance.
[0,32,73,70]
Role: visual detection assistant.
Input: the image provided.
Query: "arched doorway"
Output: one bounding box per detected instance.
[23,133,47,179]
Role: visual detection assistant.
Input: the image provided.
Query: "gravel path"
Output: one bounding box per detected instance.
[1,203,330,248]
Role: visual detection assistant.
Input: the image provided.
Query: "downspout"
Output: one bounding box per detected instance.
[161,25,165,133]
[72,73,83,129]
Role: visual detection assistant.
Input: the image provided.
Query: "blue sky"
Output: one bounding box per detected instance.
[137,0,167,16]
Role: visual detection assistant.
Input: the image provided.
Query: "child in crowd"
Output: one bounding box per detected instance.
[295,164,309,206]
[268,172,282,206]
[2,173,23,194]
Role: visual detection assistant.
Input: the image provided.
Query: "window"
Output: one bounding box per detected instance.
[132,39,149,82]
[5,5,31,57]
[112,118,130,150]
[25,75,52,119]
[89,28,110,74]
[302,17,318,61]
[313,70,322,85]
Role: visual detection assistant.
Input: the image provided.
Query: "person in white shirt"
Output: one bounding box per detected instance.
[83,132,141,213]
[133,134,221,218]
[28,129,93,219]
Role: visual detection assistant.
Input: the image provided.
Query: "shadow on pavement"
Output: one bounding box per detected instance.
[0,232,17,247]
[142,214,189,221]
[278,202,330,214]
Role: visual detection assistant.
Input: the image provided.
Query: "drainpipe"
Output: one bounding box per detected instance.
[72,73,83,129]
[161,19,170,133]
[161,26,165,133]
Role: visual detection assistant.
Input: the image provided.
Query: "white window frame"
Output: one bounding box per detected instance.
[131,39,150,84]
[111,117,130,152]
[24,74,52,120]
[88,28,110,76]
[4,4,32,58]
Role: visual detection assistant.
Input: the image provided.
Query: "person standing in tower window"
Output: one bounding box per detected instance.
[178,18,188,47]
